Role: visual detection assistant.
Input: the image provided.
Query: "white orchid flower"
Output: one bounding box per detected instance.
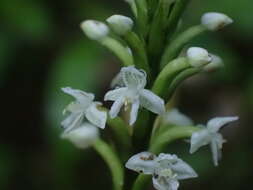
[190,116,239,166]
[61,87,107,131]
[61,122,99,149]
[126,152,197,190]
[163,109,194,126]
[105,66,165,125]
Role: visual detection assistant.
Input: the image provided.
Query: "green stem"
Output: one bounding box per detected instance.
[101,37,134,66]
[124,32,151,77]
[132,174,152,190]
[107,115,132,151]
[166,0,190,39]
[161,25,207,68]
[165,67,201,102]
[152,57,190,97]
[93,139,124,190]
[149,126,200,153]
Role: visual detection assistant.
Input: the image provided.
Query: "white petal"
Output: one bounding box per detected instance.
[104,87,127,101]
[85,102,107,129]
[169,160,197,180]
[163,109,194,126]
[125,152,157,175]
[61,112,84,132]
[155,154,197,180]
[110,72,125,88]
[63,102,84,113]
[207,116,239,133]
[121,66,147,89]
[152,176,179,190]
[61,122,99,149]
[129,100,140,125]
[140,89,165,115]
[62,87,94,106]
[190,129,212,153]
[109,96,125,118]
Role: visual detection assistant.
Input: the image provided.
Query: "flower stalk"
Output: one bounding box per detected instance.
[93,139,124,190]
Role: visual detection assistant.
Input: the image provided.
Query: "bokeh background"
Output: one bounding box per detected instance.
[1,0,253,189]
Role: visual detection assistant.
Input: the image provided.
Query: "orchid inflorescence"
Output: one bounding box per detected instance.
[59,1,238,190]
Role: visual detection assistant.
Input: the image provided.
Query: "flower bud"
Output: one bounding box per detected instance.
[106,15,133,36]
[201,12,233,31]
[80,20,109,40]
[61,123,99,149]
[187,47,212,67]
[203,54,224,72]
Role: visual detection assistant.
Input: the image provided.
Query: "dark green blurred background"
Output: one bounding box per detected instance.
[1,0,253,189]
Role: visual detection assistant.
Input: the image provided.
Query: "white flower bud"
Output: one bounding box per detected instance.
[80,20,109,40]
[61,123,99,149]
[201,12,233,31]
[106,15,133,36]
[187,47,212,67]
[203,54,224,72]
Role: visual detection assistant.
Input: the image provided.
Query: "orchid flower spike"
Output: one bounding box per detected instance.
[104,66,165,125]
[163,108,194,126]
[201,12,233,31]
[61,87,107,132]
[190,116,239,166]
[61,122,99,149]
[126,152,197,190]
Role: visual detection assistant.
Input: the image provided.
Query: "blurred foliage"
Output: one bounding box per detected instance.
[0,0,253,190]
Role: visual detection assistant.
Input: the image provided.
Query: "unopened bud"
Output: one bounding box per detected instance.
[106,15,133,35]
[80,20,109,40]
[187,47,212,67]
[61,123,99,149]
[201,12,233,31]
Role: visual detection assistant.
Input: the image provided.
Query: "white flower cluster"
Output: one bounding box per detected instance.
[59,7,237,190]
[61,66,166,147]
